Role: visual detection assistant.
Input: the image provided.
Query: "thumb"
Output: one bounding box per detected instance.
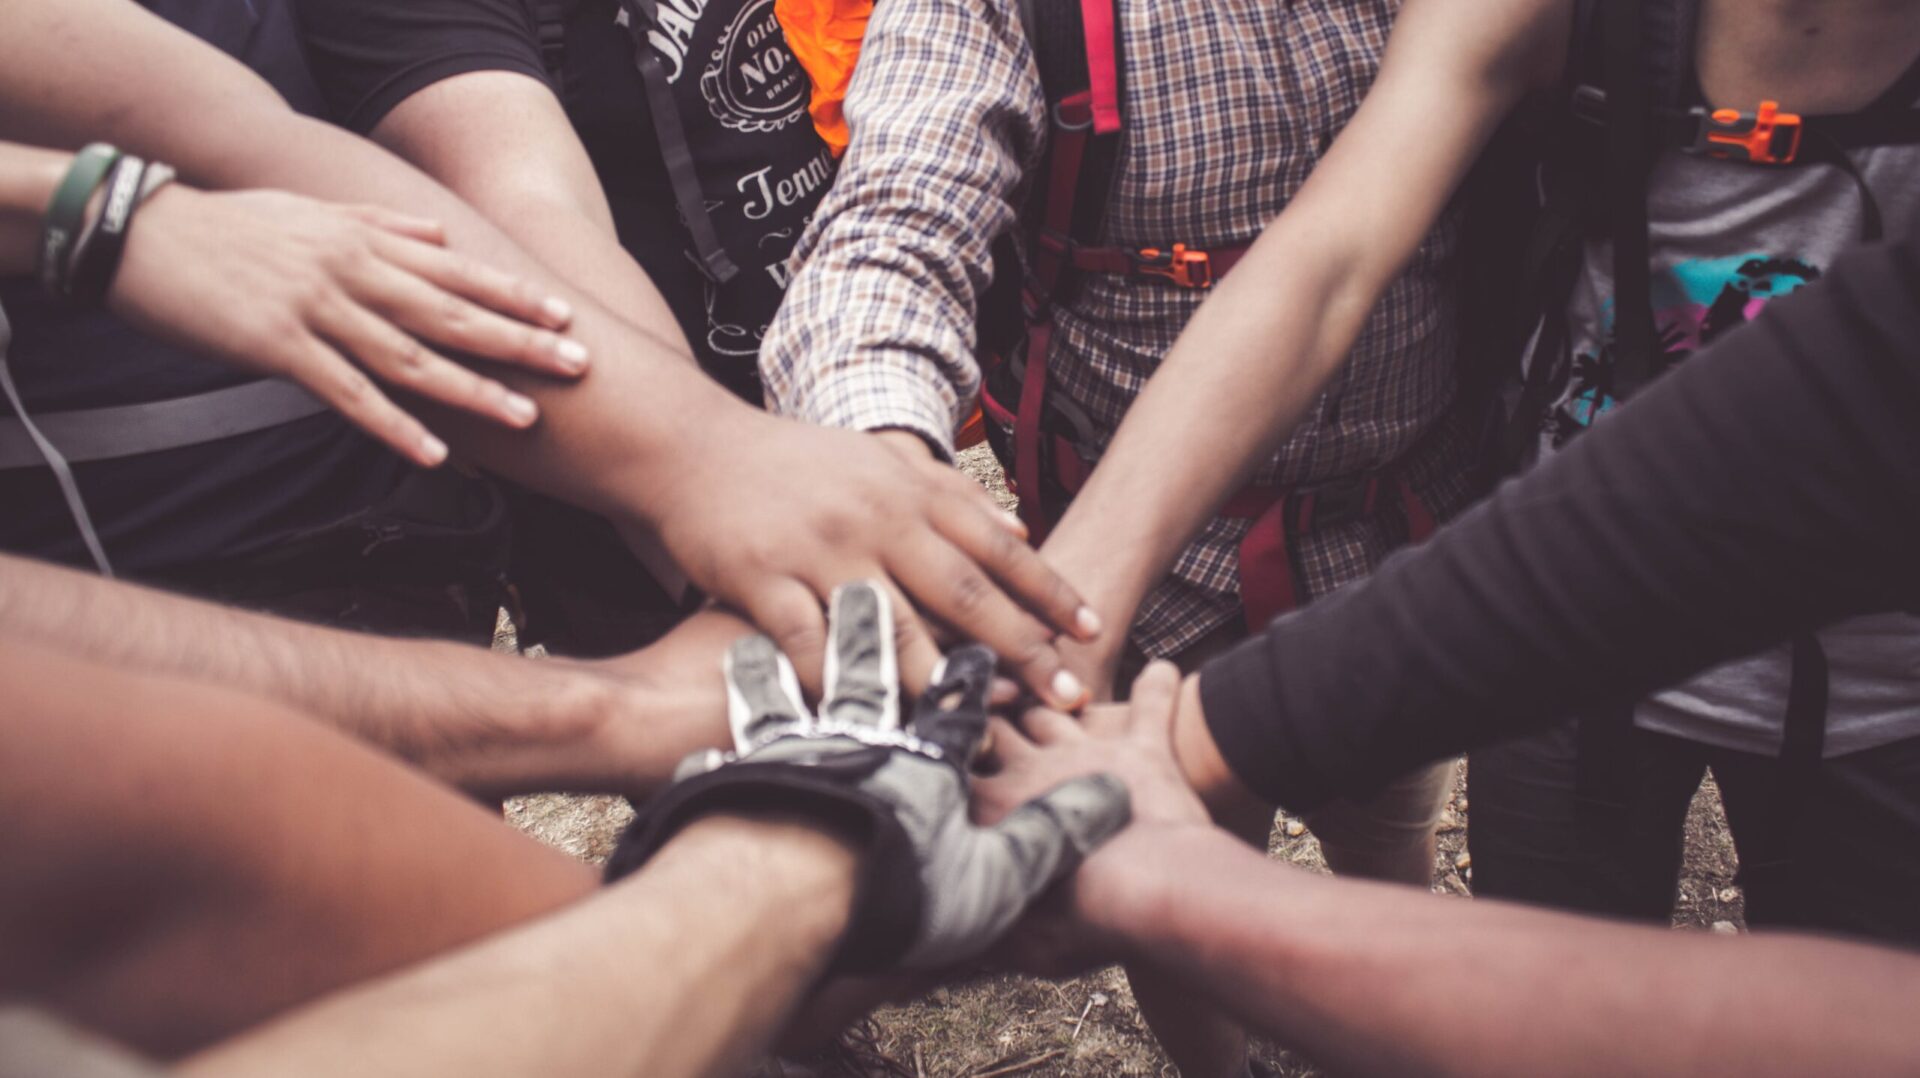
[988,773,1133,898]
[905,774,1131,970]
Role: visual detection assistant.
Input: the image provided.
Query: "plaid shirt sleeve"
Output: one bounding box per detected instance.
[759,0,1046,458]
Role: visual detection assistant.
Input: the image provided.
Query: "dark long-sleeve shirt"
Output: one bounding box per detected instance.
[1199,221,1920,812]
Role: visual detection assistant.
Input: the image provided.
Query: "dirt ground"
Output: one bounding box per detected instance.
[506,447,1749,1077]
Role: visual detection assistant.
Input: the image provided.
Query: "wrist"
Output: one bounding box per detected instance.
[650,812,861,949]
[1172,672,1274,842]
[1071,823,1219,955]
[402,652,633,797]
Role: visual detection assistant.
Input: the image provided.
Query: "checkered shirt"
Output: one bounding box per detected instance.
[761,0,1466,657]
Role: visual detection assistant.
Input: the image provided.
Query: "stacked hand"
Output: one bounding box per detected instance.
[650,426,1105,709]
[607,582,1132,971]
[110,185,589,466]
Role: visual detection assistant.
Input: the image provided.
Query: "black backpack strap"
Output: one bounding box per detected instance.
[617,0,738,282]
[530,0,572,85]
[1603,0,1660,399]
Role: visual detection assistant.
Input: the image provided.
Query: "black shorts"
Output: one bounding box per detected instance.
[150,471,685,656]
[1467,717,1920,948]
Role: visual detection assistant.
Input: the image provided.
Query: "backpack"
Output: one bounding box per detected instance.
[1499,0,1920,466]
[1512,0,1920,875]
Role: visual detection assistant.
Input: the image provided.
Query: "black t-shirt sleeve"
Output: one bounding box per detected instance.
[1199,223,1920,811]
[292,0,554,134]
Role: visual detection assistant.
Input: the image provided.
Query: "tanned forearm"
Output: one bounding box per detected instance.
[365,72,686,340]
[0,0,741,532]
[0,553,717,797]
[1087,828,1920,1077]
[1040,0,1570,652]
[182,815,859,1078]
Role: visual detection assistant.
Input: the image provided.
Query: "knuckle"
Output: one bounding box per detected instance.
[436,291,475,334]
[389,335,429,379]
[947,570,995,618]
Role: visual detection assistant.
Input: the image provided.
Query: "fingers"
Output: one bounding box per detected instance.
[885,534,1086,710]
[877,576,966,699]
[723,633,809,752]
[343,203,447,246]
[1079,701,1132,739]
[285,333,448,467]
[368,236,588,378]
[986,773,1132,896]
[976,717,1037,770]
[744,581,831,700]
[1020,705,1084,746]
[1126,660,1183,744]
[929,481,1099,642]
[910,643,996,765]
[821,582,900,730]
[320,300,541,432]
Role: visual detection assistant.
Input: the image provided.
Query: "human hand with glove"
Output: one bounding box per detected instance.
[605,581,1132,972]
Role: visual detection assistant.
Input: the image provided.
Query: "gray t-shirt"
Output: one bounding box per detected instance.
[1537,101,1920,759]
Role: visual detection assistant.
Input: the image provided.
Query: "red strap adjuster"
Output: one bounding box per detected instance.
[1133,243,1214,289]
[1690,100,1803,165]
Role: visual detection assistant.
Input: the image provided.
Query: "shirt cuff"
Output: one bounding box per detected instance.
[785,363,963,462]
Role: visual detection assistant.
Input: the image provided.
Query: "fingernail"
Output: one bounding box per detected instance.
[541,297,574,326]
[420,434,449,465]
[1000,510,1029,537]
[556,338,589,372]
[1076,606,1104,638]
[1051,669,1086,707]
[504,393,538,425]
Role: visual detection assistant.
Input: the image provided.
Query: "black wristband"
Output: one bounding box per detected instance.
[66,154,148,305]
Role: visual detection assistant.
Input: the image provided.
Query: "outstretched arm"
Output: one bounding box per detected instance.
[1041,0,1571,685]
[181,815,859,1078]
[0,0,1100,704]
[982,666,1920,1078]
[1086,827,1920,1078]
[1172,219,1920,822]
[0,551,739,799]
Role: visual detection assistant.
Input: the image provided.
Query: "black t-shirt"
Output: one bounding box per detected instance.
[1198,221,1920,812]
[0,0,407,575]
[294,0,836,401]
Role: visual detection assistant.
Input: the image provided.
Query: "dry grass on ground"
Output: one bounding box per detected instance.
[506,447,1748,1077]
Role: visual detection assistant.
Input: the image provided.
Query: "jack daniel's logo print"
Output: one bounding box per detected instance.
[699,0,807,133]
[630,0,711,83]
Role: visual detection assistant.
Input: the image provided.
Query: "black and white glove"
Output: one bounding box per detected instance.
[606,581,1130,972]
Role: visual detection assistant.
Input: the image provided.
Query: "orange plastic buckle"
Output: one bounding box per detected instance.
[1134,244,1214,289]
[1692,100,1803,164]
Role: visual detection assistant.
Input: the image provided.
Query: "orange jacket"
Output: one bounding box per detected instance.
[774,0,874,156]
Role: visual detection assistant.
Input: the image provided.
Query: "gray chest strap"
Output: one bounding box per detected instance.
[0,300,331,576]
[0,375,330,467]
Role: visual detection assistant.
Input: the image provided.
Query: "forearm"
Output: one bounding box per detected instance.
[1092,828,1920,1077]
[0,553,668,795]
[1041,0,1554,627]
[182,815,858,1078]
[0,0,741,533]
[1193,227,1920,810]
[759,0,1044,453]
[364,72,686,340]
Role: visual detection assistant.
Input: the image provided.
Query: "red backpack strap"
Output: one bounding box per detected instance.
[1078,0,1122,135]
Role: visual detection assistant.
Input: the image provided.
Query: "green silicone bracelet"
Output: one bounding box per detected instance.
[38,143,122,297]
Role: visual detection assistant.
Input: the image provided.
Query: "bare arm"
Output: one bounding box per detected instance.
[182,815,858,1078]
[0,552,737,800]
[1041,0,1571,680]
[983,666,1920,1078]
[366,71,683,337]
[0,0,1099,704]
[1087,826,1920,1078]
